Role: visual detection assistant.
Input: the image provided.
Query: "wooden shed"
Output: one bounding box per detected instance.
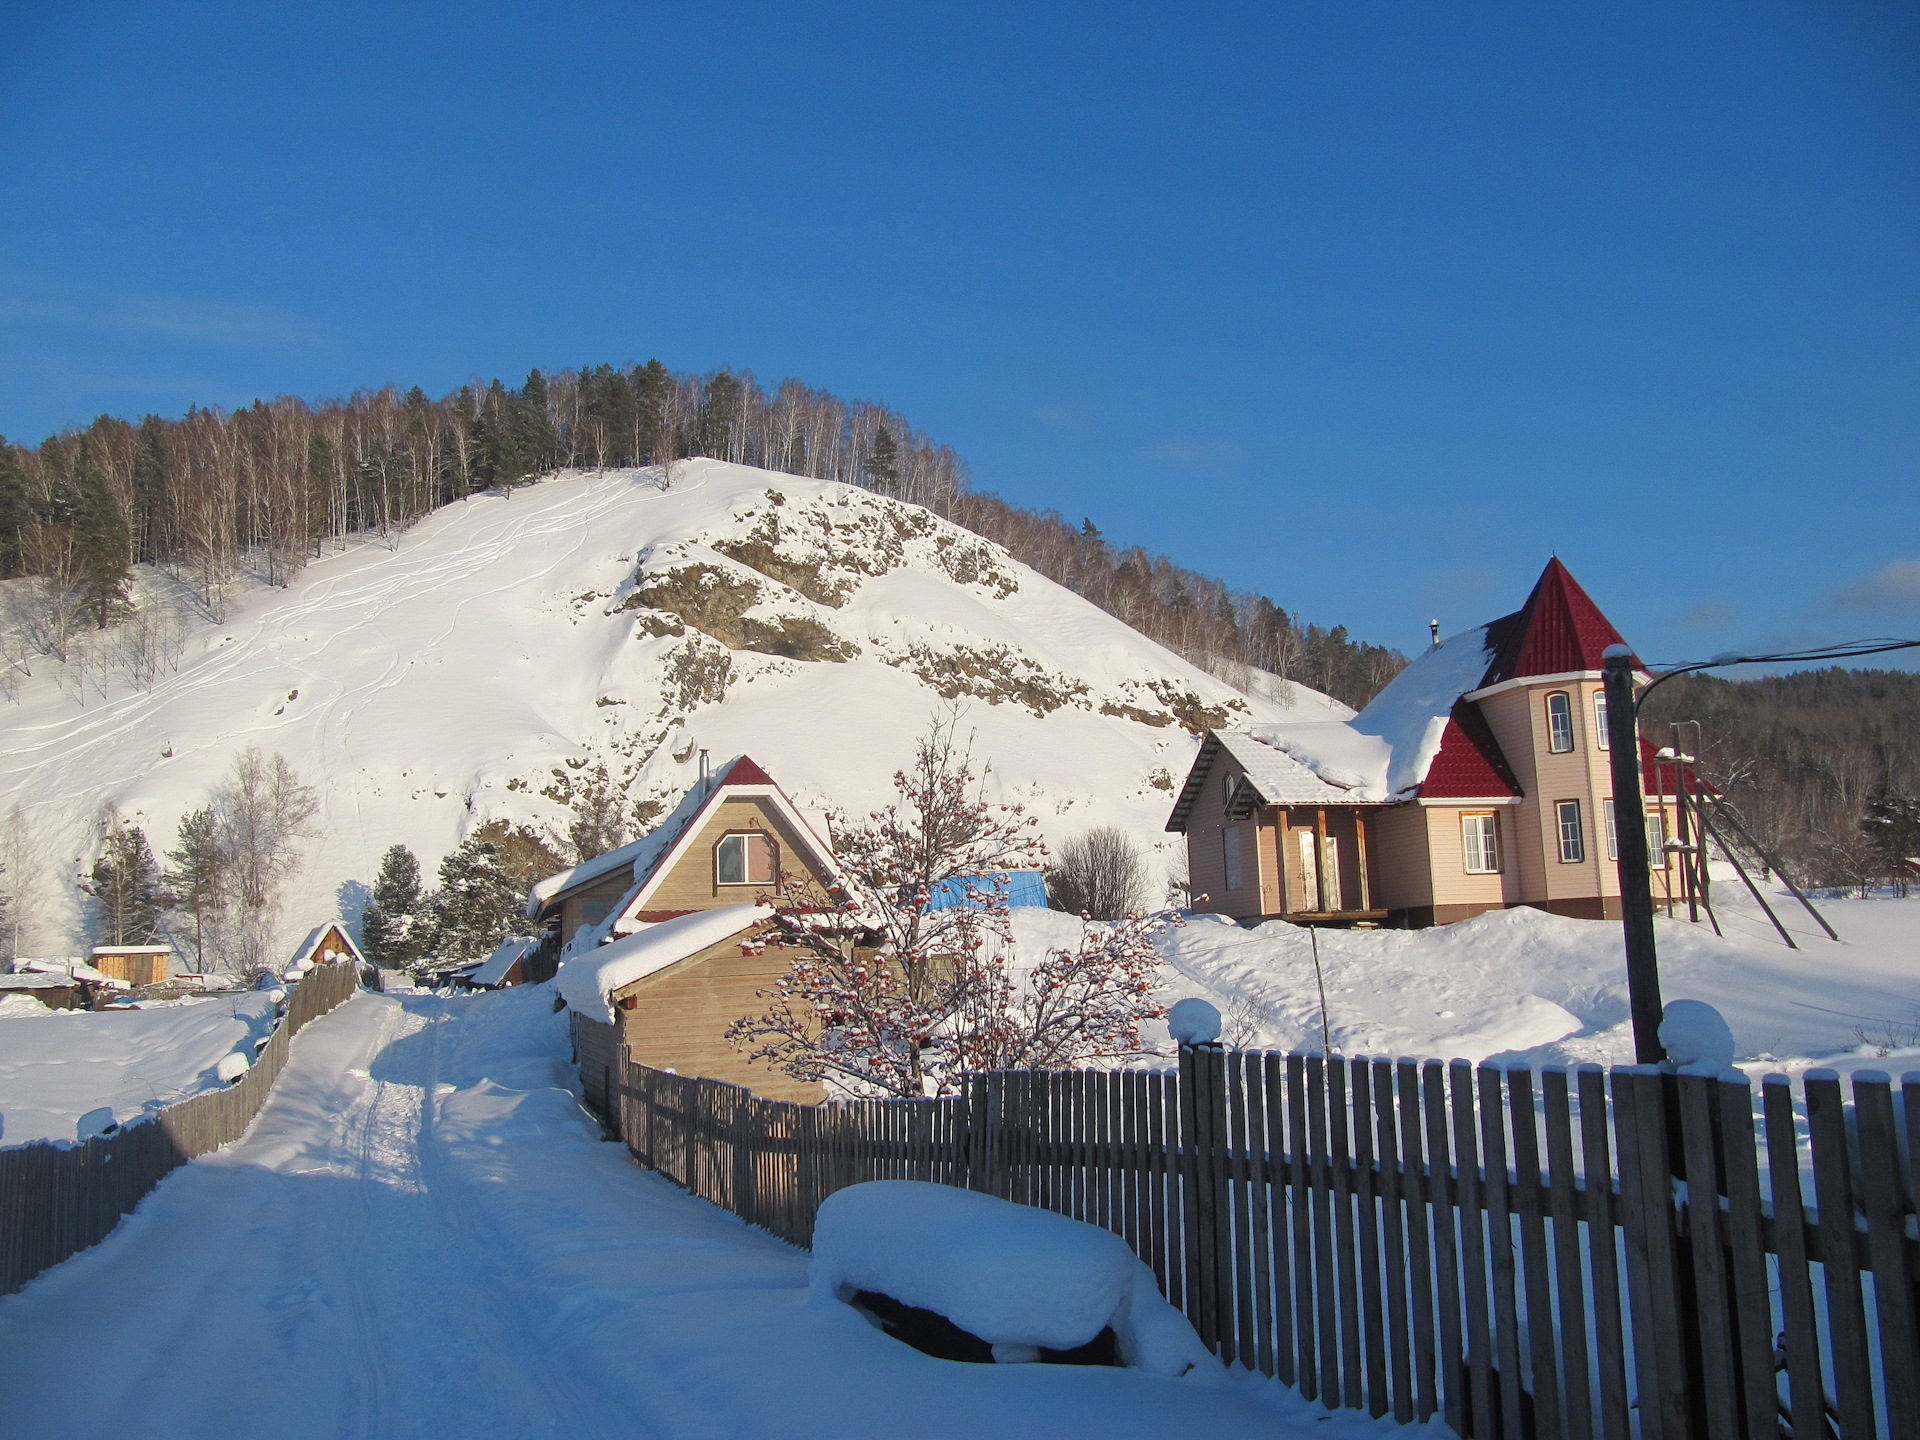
[89,945,174,988]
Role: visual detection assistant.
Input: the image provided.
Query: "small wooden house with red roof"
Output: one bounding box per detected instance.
[1169,559,1683,927]
[534,755,850,1103]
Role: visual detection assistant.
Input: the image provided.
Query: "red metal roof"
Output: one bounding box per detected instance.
[723,755,773,786]
[1479,557,1633,686]
[1417,702,1523,799]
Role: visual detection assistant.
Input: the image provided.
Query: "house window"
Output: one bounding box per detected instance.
[1223,826,1243,892]
[716,831,777,886]
[1546,692,1575,753]
[1556,800,1586,863]
[1604,798,1617,861]
[1594,693,1610,750]
[1222,773,1237,812]
[1462,813,1501,874]
[1646,811,1667,861]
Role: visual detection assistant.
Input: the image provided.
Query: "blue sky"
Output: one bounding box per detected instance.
[4,1,1917,668]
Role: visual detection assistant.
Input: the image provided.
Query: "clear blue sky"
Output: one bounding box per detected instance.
[4,1,1917,668]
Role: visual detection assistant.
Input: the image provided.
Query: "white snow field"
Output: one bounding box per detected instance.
[1136,880,1920,1071]
[0,460,1346,961]
[0,991,279,1147]
[0,986,1441,1440]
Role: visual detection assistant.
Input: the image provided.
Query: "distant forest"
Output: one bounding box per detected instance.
[1641,667,1920,893]
[0,363,1407,708]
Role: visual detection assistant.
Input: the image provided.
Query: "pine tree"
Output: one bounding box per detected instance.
[361,844,427,969]
[425,836,523,963]
[868,425,899,495]
[1864,790,1920,891]
[165,806,225,973]
[512,369,560,482]
[86,812,163,947]
[71,448,132,629]
[567,762,630,862]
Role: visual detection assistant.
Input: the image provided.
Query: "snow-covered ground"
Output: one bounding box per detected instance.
[0,460,1346,962]
[1127,874,1920,1070]
[0,991,279,1147]
[0,984,1441,1440]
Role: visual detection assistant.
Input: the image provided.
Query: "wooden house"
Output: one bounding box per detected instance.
[288,923,365,975]
[0,970,86,1010]
[1170,559,1684,928]
[541,755,850,1103]
[463,936,539,990]
[89,944,174,988]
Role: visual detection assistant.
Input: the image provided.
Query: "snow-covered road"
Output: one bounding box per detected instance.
[0,986,1405,1440]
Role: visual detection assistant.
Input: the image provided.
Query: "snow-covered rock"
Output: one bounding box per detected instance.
[809,1180,1220,1380]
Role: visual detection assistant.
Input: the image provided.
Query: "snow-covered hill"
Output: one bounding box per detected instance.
[1,461,1347,957]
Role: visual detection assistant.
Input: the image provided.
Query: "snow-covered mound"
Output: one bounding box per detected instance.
[0,992,280,1147]
[1,461,1344,957]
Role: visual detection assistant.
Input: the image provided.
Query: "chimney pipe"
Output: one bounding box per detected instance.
[1429,619,1440,647]
[698,749,710,796]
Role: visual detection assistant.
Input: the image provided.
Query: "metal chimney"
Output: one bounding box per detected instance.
[1429,618,1441,647]
[698,749,710,796]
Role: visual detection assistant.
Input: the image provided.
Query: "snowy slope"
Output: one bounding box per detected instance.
[0,992,279,1146]
[0,461,1343,959]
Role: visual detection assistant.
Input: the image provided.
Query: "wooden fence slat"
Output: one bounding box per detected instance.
[1289,1053,1318,1402]
[1806,1070,1878,1440]
[1451,1060,1495,1439]
[1328,1059,1364,1408]
[1705,1081,1768,1437]
[1245,1054,1277,1379]
[1226,1050,1257,1369]
[1477,1065,1526,1440]
[1349,1059,1389,1417]
[1574,1065,1630,1440]
[1423,1059,1465,1435]
[1397,1059,1439,1423]
[1507,1067,1563,1440]
[1541,1068,1593,1440]
[1305,1054,1340,1405]
[1371,1058,1413,1424]
[1855,1073,1920,1440]
[1674,1072,1740,1440]
[1205,1047,1236,1364]
[1262,1054,1297,1388]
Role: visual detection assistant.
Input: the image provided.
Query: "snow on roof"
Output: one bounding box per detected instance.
[556,903,770,1025]
[1249,624,1498,801]
[13,957,123,986]
[289,923,366,969]
[526,831,657,915]
[469,936,537,988]
[0,970,83,989]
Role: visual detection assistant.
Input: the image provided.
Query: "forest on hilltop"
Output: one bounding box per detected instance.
[1641,666,1920,893]
[0,363,1406,710]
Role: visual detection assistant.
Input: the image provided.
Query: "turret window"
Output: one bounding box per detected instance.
[1593,693,1611,750]
[1546,692,1575,753]
[1555,800,1586,863]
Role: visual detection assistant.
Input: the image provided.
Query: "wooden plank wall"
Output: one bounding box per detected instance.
[0,962,360,1297]
[605,1043,1920,1440]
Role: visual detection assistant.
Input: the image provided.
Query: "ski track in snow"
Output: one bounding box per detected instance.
[0,986,1410,1440]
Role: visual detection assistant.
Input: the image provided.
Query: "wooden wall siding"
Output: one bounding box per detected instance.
[1366,805,1434,912]
[603,1046,1920,1440]
[1476,687,1551,905]
[1256,813,1283,915]
[0,961,360,1298]
[1422,807,1520,911]
[614,936,823,1103]
[645,797,831,914]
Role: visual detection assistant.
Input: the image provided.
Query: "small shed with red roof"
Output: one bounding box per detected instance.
[1168,558,1684,927]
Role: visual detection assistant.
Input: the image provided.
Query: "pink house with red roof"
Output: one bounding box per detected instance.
[1167,559,1680,927]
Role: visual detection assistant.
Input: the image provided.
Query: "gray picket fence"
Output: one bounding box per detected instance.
[0,961,361,1297]
[605,1040,1919,1440]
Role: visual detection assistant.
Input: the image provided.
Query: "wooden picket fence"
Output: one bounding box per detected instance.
[607,1041,1920,1440]
[0,961,360,1297]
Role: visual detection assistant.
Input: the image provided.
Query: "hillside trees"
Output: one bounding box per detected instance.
[214,747,320,973]
[425,833,525,962]
[0,806,41,958]
[361,844,428,970]
[84,809,164,946]
[166,807,225,973]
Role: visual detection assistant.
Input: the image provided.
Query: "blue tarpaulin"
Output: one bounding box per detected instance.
[922,871,1050,911]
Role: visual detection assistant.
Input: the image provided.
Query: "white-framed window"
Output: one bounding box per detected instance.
[1462,813,1501,874]
[1594,693,1610,750]
[1556,800,1586,863]
[1222,773,1237,812]
[1546,692,1575,753]
[1604,798,1618,861]
[716,831,777,886]
[1223,825,1243,892]
[1646,811,1667,860]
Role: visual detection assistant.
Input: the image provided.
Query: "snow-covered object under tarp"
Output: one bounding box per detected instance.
[809,1180,1220,1380]
[555,904,771,1025]
[1660,999,1736,1071]
[922,871,1049,911]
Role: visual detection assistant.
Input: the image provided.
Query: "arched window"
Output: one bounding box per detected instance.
[1546,692,1575,753]
[716,831,777,886]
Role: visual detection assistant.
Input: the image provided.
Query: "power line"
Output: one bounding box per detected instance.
[1633,637,1920,712]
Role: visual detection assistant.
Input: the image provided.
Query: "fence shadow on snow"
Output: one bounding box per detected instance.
[590,1024,1920,1440]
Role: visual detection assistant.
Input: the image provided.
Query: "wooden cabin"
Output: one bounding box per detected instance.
[89,944,174,988]
[543,755,851,1102]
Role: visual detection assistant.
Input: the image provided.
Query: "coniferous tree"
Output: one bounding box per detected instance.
[362,844,428,970]
[566,762,631,862]
[1864,790,1920,892]
[425,835,523,963]
[86,812,163,946]
[512,370,560,482]
[868,425,899,495]
[166,806,226,973]
[71,450,132,629]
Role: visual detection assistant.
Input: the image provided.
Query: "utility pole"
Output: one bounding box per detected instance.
[1604,646,1665,1063]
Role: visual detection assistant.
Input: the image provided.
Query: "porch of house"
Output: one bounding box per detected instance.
[1246,804,1389,926]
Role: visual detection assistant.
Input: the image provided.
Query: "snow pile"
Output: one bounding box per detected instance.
[215,1052,251,1084]
[0,460,1343,961]
[1167,997,1222,1045]
[1250,625,1494,800]
[0,991,280,1147]
[555,903,770,1024]
[1659,999,1736,1071]
[810,1180,1219,1380]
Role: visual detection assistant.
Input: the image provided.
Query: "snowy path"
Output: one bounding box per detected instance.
[0,987,1399,1440]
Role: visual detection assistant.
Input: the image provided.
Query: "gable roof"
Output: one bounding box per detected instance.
[1416,701,1523,799]
[1166,729,1395,832]
[469,936,538,988]
[1478,557,1632,687]
[291,922,366,970]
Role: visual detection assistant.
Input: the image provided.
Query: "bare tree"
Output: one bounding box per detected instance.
[214,747,320,974]
[1046,825,1151,920]
[0,804,43,958]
